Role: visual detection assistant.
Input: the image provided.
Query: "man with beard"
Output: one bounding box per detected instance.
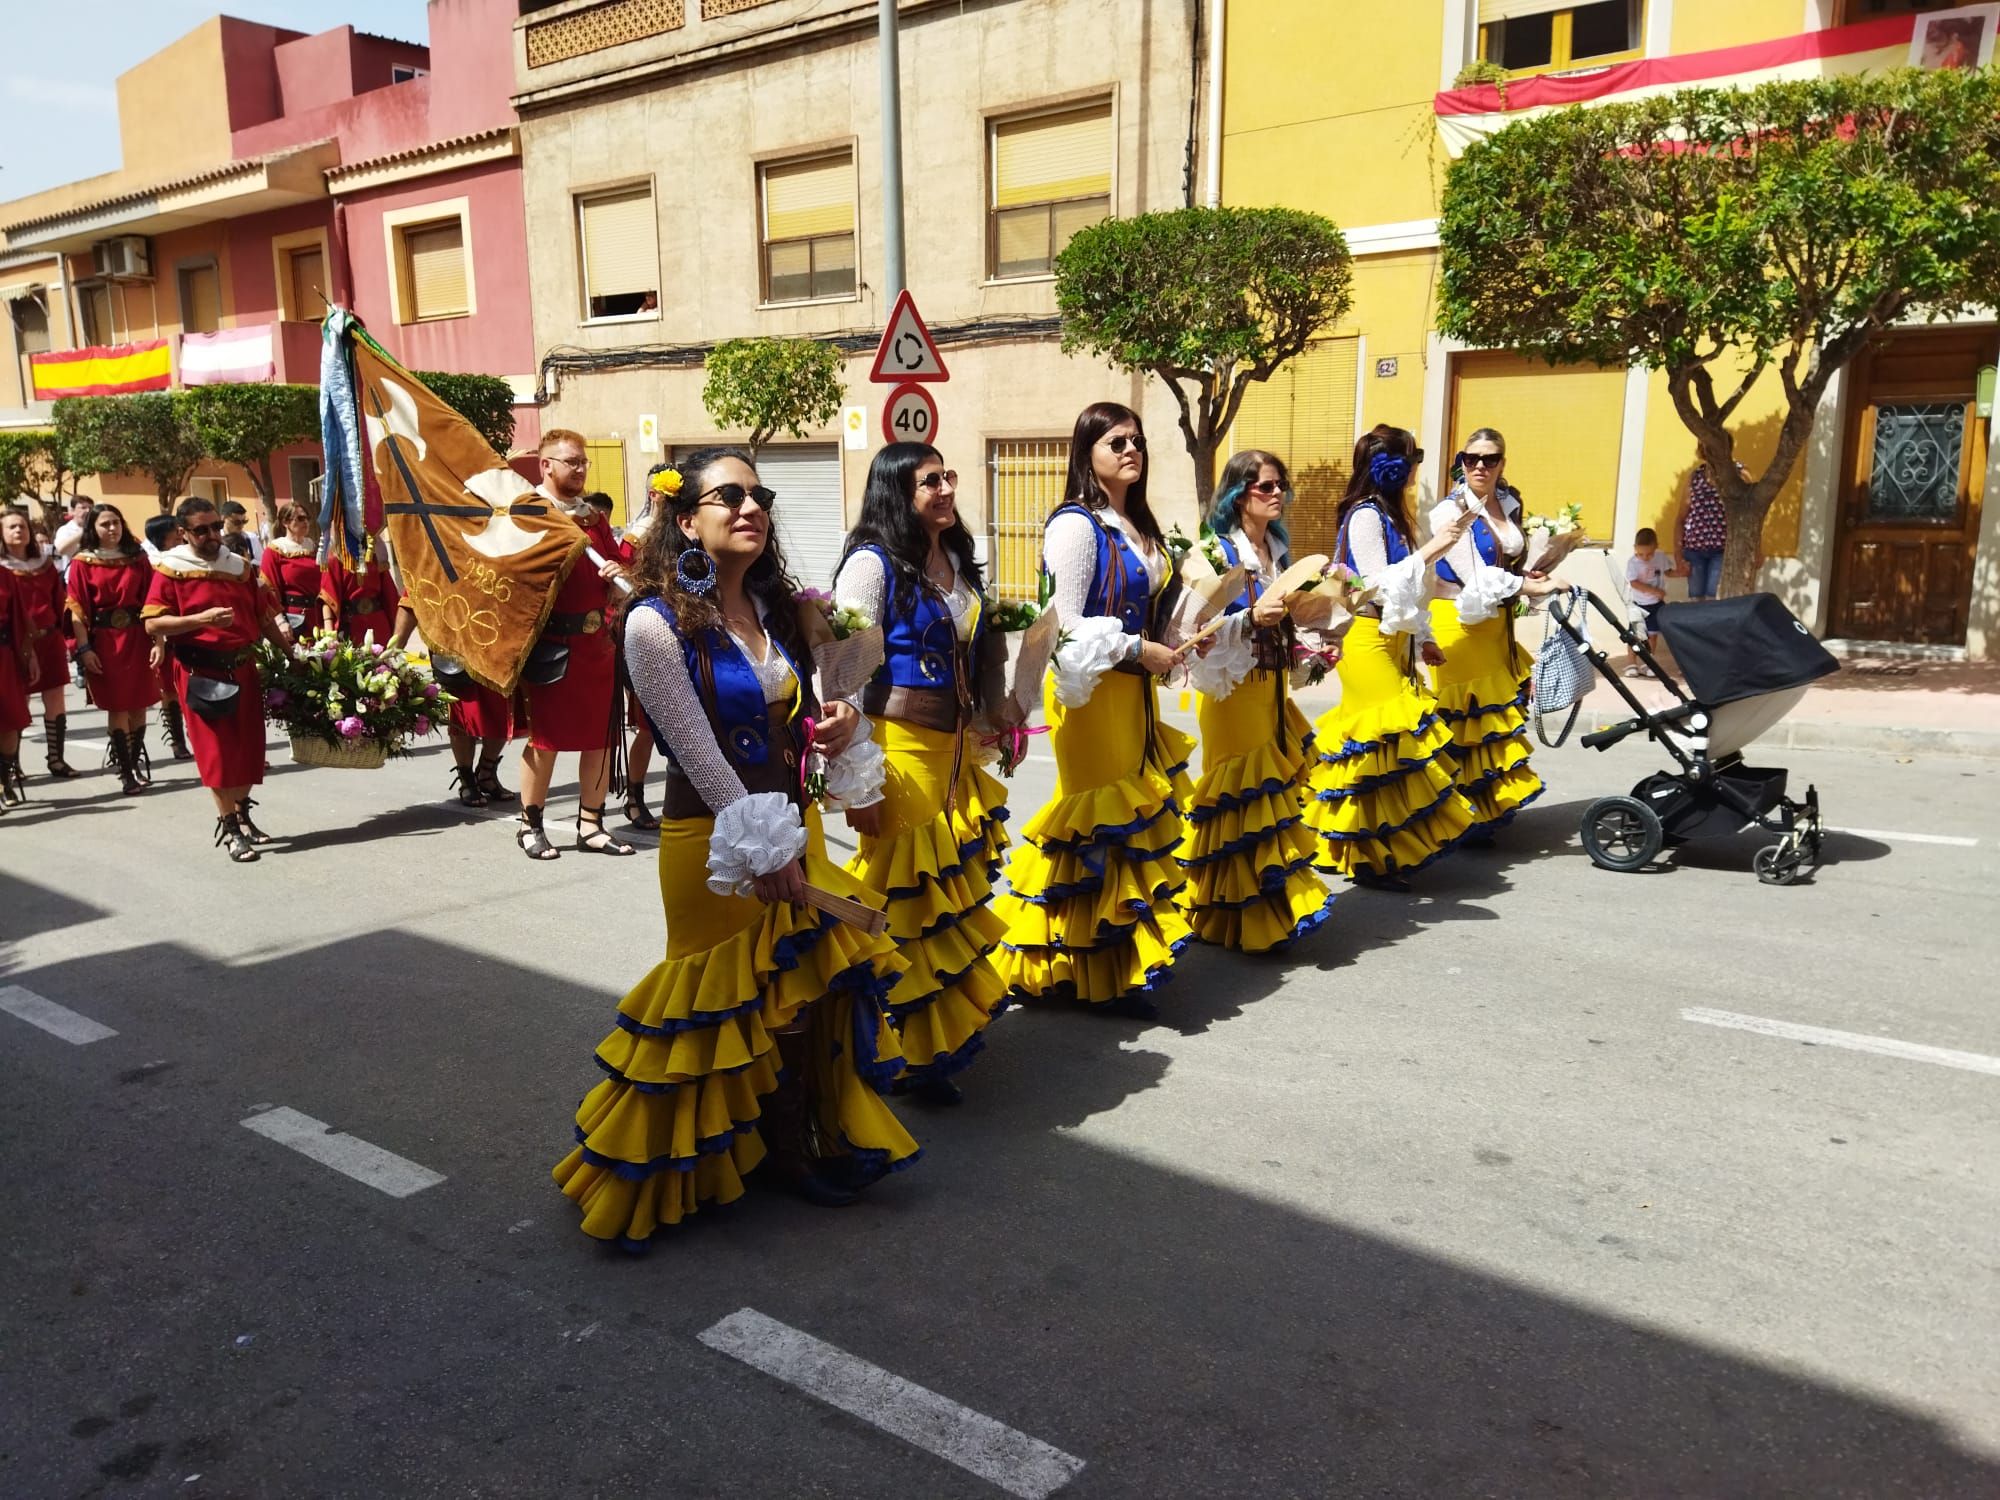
[144,497,294,861]
[514,428,631,861]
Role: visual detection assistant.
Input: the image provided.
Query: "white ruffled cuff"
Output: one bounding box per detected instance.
[1373,554,1433,641]
[1186,611,1257,701]
[1051,615,1132,707]
[1456,563,1523,627]
[821,718,886,809]
[706,791,809,896]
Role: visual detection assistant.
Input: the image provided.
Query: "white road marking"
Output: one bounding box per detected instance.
[1832,826,1979,848]
[1682,1008,2000,1078]
[698,1308,1085,1499]
[0,985,117,1044]
[239,1106,446,1197]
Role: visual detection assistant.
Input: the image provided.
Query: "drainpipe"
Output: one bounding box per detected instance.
[1204,0,1225,208]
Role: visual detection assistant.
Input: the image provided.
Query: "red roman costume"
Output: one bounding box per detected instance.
[0,565,33,734]
[5,553,69,688]
[67,549,161,712]
[145,548,275,788]
[260,541,325,635]
[523,508,619,753]
[321,553,402,646]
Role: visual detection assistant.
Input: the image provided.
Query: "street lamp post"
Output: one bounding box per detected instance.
[878,0,907,300]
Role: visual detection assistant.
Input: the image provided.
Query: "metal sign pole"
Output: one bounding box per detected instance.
[878,0,906,299]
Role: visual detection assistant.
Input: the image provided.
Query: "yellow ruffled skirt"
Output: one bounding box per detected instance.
[1302,617,1476,879]
[993,669,1195,1006]
[1180,669,1333,952]
[844,718,1010,1084]
[1427,600,1544,835]
[553,808,919,1247]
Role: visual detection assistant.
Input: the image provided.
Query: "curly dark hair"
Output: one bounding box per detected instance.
[1059,401,1165,549]
[624,446,812,675]
[838,442,984,619]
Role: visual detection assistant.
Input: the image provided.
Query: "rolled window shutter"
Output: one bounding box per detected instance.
[1479,0,1572,22]
[289,249,325,319]
[994,103,1112,209]
[406,221,467,318]
[580,188,658,299]
[765,156,855,241]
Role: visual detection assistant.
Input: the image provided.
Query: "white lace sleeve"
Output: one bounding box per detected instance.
[821,714,886,809]
[831,549,889,625]
[1046,510,1137,702]
[1051,615,1128,707]
[1348,506,1433,643]
[627,608,809,888]
[1185,610,1255,701]
[1431,498,1521,626]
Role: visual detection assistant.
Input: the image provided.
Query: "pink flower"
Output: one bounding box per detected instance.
[336,715,366,739]
[265,688,290,709]
[414,715,433,736]
[422,682,440,699]
[371,643,384,655]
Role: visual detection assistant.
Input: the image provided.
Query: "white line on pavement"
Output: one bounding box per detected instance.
[1682,1008,2000,1077]
[698,1308,1085,1500]
[239,1106,447,1197]
[0,985,118,1045]
[1832,826,1979,848]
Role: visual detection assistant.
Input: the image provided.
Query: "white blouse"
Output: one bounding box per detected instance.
[1430,486,1524,626]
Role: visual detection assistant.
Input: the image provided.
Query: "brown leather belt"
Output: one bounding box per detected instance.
[98,608,141,630]
[858,682,961,733]
[349,595,383,614]
[174,641,251,674]
[546,609,604,636]
[282,593,317,609]
[660,748,800,821]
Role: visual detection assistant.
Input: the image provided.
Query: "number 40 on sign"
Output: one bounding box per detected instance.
[883,382,940,446]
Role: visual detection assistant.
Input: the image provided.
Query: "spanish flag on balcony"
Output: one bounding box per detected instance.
[29,339,173,399]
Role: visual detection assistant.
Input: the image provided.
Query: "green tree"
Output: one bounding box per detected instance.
[1053,206,1353,508]
[53,392,207,513]
[417,371,517,454]
[182,384,320,527]
[0,430,60,515]
[701,337,845,456]
[1438,68,2000,596]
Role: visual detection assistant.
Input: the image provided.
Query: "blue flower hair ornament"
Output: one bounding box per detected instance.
[1368,452,1412,492]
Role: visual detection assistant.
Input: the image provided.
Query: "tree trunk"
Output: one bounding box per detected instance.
[1709,465,1771,598]
[1190,437,1216,512]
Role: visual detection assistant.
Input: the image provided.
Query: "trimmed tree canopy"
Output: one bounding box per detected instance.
[1438,67,2000,593]
[417,371,517,455]
[53,391,206,513]
[183,383,320,524]
[702,337,845,456]
[1054,205,1353,506]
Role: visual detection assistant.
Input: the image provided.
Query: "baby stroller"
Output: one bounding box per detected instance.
[1541,591,1837,884]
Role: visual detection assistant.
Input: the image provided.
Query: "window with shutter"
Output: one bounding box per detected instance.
[1448,351,1625,543]
[1478,0,1642,74]
[178,263,221,335]
[287,248,325,322]
[1227,338,1360,560]
[988,101,1113,280]
[760,153,857,304]
[401,219,468,321]
[578,185,659,319]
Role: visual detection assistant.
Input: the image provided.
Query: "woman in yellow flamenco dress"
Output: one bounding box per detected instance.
[991,402,1194,1022]
[1176,449,1334,952]
[1428,427,1561,839]
[832,442,1012,1106]
[1301,426,1482,892]
[553,447,919,1248]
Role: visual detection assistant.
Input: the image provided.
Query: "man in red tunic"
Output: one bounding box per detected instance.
[515,428,632,860]
[144,497,295,861]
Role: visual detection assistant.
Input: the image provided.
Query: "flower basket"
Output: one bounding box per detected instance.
[291,733,388,770]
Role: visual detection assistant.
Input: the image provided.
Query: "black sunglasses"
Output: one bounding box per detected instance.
[691,483,777,513]
[1103,434,1146,455]
[1457,451,1503,470]
[185,522,223,538]
[1246,479,1289,496]
[915,470,959,491]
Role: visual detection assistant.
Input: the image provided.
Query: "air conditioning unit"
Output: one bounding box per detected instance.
[91,236,152,281]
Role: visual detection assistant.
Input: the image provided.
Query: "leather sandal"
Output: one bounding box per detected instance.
[214,814,260,862]
[576,805,635,855]
[235,797,276,844]
[475,755,516,804]
[449,765,488,807]
[517,804,560,861]
[622,788,659,829]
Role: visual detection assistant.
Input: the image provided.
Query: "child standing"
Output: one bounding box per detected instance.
[1623,527,1672,677]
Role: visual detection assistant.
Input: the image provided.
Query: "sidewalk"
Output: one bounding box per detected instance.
[1268,654,2000,760]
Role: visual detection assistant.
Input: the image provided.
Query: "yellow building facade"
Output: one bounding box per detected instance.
[1221,0,2000,658]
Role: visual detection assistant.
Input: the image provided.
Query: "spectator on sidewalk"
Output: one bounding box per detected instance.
[220,501,264,564]
[1675,460,1745,602]
[50,495,94,566]
[1623,527,1672,678]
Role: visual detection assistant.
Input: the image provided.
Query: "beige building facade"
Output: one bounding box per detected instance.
[512,0,1201,597]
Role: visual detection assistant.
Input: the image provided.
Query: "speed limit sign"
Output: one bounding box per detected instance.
[882,382,940,446]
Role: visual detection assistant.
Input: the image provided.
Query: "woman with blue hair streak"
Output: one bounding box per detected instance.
[1174,450,1335,952]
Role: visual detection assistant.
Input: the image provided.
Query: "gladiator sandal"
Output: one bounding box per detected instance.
[575,804,636,856]
[131,725,154,785]
[516,804,560,861]
[235,797,276,845]
[214,813,259,863]
[474,752,516,804]
[761,1029,859,1208]
[622,785,659,830]
[44,714,79,778]
[111,728,143,797]
[0,751,24,809]
[162,698,191,760]
[448,764,488,807]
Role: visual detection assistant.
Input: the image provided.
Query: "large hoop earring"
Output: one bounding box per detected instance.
[675,545,717,597]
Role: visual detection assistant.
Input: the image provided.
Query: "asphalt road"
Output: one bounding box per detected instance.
[3,700,1997,1499]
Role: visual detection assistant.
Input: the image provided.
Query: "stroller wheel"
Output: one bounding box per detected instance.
[1755,843,1806,886]
[1580,795,1664,873]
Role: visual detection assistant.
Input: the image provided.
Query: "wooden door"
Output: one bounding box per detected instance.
[1830,329,1991,645]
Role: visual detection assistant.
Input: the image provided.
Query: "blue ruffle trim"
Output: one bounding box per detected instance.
[1181,813,1305,869]
[1311,779,1464,843]
[1451,753,1539,790]
[1012,860,1182,907]
[1317,709,1443,767]
[570,1114,754,1180]
[892,993,1013,1087]
[999,892,1191,955]
[1463,780,1545,838]
[1434,680,1530,724]
[1186,769,1306,823]
[1007,933,1191,1007]
[1444,717,1535,752]
[1317,820,1472,880]
[1189,852,1325,910]
[1311,741,1455,805]
[1036,794,1182,856]
[606,910,840,1040]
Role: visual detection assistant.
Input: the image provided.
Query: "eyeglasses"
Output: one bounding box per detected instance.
[548,455,589,470]
[1246,479,1289,496]
[1457,452,1503,470]
[1102,434,1146,455]
[692,483,777,514]
[915,470,959,491]
[185,522,222,538]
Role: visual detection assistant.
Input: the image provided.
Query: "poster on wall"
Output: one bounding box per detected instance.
[1907,4,1999,70]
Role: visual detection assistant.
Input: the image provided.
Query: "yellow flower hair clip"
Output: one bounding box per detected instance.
[649,466,684,499]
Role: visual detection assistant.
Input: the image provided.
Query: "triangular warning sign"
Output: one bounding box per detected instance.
[868,288,949,384]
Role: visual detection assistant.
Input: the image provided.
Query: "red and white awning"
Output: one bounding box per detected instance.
[1433,15,1920,156]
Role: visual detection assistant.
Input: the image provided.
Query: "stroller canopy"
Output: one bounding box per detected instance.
[1656,593,1839,706]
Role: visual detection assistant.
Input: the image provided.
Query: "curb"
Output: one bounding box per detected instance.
[1576,713,2000,761]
